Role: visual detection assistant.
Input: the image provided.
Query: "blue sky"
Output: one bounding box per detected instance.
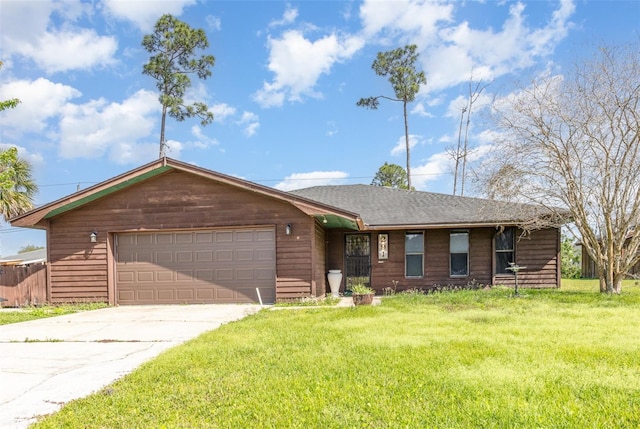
[0,0,638,255]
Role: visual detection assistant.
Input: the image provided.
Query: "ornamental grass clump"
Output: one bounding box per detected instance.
[350,284,375,295]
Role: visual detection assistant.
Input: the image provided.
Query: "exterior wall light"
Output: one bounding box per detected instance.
[285,224,292,235]
[90,231,98,243]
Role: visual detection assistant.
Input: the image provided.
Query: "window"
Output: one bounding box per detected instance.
[450,230,469,276]
[495,227,515,274]
[405,232,424,277]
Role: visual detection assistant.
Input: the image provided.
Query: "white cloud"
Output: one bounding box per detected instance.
[253,82,285,108]
[391,134,421,156]
[425,1,575,92]
[237,111,260,137]
[210,103,236,122]
[529,0,576,56]
[0,80,163,164]
[191,126,219,149]
[0,1,55,46]
[58,89,160,164]
[274,171,349,191]
[254,30,365,107]
[0,78,81,135]
[0,143,44,167]
[243,123,260,137]
[411,151,453,190]
[359,0,454,42]
[269,6,298,27]
[162,139,183,158]
[411,143,493,191]
[411,102,433,118]
[439,134,453,144]
[16,30,118,73]
[444,91,492,119]
[206,15,222,31]
[358,0,575,94]
[184,82,212,107]
[102,0,198,32]
[111,141,157,164]
[1,1,117,73]
[326,121,338,137]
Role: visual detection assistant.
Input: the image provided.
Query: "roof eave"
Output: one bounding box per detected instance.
[362,220,545,231]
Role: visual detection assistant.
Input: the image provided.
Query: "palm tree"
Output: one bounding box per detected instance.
[0,147,37,220]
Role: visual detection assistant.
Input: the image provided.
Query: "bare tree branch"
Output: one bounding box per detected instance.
[477,43,640,293]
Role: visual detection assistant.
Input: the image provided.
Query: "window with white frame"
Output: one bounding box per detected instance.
[405,232,424,277]
[450,230,469,276]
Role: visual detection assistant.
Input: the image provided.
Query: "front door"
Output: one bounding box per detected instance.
[345,234,371,291]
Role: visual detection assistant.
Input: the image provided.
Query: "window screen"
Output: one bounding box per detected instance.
[405,233,424,277]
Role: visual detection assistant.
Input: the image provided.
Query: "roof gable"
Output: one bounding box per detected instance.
[10,158,361,229]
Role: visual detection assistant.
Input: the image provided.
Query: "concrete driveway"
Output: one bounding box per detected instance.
[0,304,261,429]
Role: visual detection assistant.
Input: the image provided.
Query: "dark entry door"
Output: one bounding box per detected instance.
[345,234,371,291]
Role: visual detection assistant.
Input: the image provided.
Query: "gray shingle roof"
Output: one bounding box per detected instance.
[289,185,553,228]
[0,248,46,265]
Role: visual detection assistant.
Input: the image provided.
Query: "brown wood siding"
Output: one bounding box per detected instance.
[342,227,560,294]
[469,228,494,282]
[326,230,344,273]
[48,228,110,303]
[369,230,493,292]
[313,221,326,297]
[323,229,346,294]
[495,228,560,288]
[370,231,405,292]
[47,170,314,304]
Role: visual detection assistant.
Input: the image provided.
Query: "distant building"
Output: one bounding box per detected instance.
[0,249,46,266]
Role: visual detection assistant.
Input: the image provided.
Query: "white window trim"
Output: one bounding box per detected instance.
[450,230,469,277]
[405,232,424,278]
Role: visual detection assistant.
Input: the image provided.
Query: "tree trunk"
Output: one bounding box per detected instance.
[600,268,623,294]
[460,96,473,196]
[613,276,622,294]
[159,104,167,158]
[403,100,411,189]
[453,108,466,195]
[599,277,607,293]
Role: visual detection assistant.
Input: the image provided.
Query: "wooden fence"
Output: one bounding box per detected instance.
[0,264,47,307]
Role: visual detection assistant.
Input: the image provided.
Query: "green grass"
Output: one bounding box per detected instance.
[274,295,341,307]
[0,303,107,325]
[33,281,640,428]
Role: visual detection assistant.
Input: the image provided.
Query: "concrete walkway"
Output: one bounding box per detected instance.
[0,304,261,429]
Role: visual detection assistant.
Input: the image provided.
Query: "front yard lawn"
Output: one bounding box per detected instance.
[0,303,107,325]
[33,282,640,428]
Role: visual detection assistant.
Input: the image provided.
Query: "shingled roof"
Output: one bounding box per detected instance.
[289,185,555,229]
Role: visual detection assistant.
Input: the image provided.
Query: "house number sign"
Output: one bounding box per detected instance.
[378,233,389,260]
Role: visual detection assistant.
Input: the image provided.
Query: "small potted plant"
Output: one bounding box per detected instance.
[351,283,375,306]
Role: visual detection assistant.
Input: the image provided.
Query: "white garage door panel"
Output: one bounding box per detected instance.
[116,228,276,304]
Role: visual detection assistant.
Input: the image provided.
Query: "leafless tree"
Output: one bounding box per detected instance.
[451,72,490,196]
[451,106,467,196]
[478,44,640,293]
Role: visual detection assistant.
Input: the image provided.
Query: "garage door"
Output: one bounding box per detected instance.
[116,228,276,304]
